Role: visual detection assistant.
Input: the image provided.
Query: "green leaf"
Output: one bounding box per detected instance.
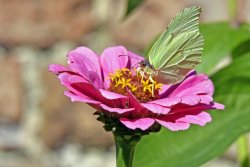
[197,22,250,74]
[125,0,144,17]
[133,53,250,166]
[232,39,250,59]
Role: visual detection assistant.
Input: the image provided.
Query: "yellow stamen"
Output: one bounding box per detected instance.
[155,83,163,90]
[108,68,162,102]
[141,80,151,92]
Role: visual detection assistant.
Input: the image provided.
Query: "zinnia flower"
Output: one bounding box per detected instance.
[49,46,224,132]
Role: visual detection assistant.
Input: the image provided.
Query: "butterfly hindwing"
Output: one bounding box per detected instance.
[147,6,204,84]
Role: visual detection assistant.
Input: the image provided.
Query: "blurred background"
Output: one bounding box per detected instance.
[0,0,249,167]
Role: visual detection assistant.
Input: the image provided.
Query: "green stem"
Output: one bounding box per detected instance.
[115,136,137,167]
[237,135,249,167]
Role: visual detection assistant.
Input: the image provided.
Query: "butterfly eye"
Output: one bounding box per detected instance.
[140,62,146,67]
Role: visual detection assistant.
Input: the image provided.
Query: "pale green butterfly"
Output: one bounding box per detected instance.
[138,6,204,89]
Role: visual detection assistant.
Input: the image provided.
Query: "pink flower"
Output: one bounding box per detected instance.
[49,46,224,131]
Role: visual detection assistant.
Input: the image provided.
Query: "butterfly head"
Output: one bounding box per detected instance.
[139,59,154,69]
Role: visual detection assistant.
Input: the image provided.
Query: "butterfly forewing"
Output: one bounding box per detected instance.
[147,6,204,84]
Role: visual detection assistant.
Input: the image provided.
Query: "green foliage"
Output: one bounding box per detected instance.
[197,23,250,74]
[232,38,250,59]
[130,23,250,167]
[125,0,144,16]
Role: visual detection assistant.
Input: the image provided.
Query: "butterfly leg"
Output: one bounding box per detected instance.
[141,69,145,81]
[136,67,145,81]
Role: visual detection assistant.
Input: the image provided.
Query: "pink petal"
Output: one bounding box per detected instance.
[159,70,197,98]
[67,46,101,79]
[58,73,85,96]
[159,85,172,96]
[141,103,171,114]
[177,112,212,126]
[126,91,157,117]
[172,103,224,114]
[99,89,128,109]
[149,97,181,107]
[127,91,145,112]
[181,95,201,106]
[66,74,128,107]
[99,89,127,99]
[127,51,144,68]
[49,64,69,74]
[100,46,129,79]
[100,104,134,114]
[155,94,213,107]
[170,74,214,97]
[64,91,101,104]
[68,75,88,83]
[212,102,225,110]
[59,73,108,105]
[87,71,104,89]
[67,71,103,89]
[186,70,197,77]
[120,118,155,130]
[200,95,213,105]
[156,119,190,131]
[177,80,214,97]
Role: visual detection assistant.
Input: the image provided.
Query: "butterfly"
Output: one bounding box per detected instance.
[138,6,204,88]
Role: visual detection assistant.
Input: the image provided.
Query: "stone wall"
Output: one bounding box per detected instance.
[0,0,248,166]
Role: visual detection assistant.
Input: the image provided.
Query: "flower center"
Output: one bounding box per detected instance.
[108,68,162,102]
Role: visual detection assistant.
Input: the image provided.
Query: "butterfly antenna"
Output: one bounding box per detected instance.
[118,54,141,60]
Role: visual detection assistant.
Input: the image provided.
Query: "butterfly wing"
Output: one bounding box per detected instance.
[147,6,204,84]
